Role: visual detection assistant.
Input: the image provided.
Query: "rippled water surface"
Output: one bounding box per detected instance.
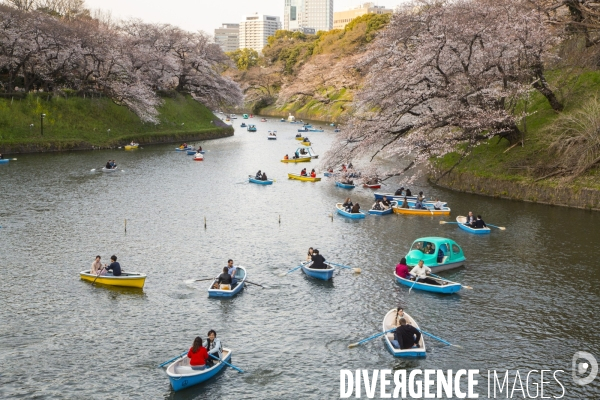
[1,119,599,399]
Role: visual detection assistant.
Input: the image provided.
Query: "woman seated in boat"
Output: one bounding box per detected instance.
[284,154,289,160]
[261,172,268,181]
[405,188,412,196]
[381,198,391,209]
[90,255,105,276]
[306,247,314,261]
[205,330,222,367]
[182,143,187,148]
[310,249,328,269]
[395,257,410,279]
[215,267,232,289]
[417,191,424,202]
[433,199,444,210]
[255,170,262,179]
[400,197,409,208]
[198,145,203,151]
[372,200,383,211]
[343,197,353,211]
[188,337,209,370]
[473,215,487,229]
[310,169,316,178]
[300,168,307,176]
[395,187,405,196]
[110,160,117,168]
[351,203,361,213]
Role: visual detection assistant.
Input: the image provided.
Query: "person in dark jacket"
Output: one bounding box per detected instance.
[393,318,421,349]
[310,249,328,269]
[351,203,361,213]
[105,255,121,276]
[217,267,232,285]
[405,188,412,197]
[261,172,267,181]
[255,170,262,179]
[473,215,487,229]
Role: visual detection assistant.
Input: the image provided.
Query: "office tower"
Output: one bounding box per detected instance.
[214,23,240,53]
[239,14,282,53]
[284,0,333,33]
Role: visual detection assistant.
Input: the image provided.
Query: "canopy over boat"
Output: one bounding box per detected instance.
[247,125,257,132]
[394,272,462,294]
[294,147,318,159]
[456,216,491,234]
[208,266,246,298]
[243,114,249,119]
[288,173,321,182]
[80,270,146,288]
[382,309,426,357]
[301,261,335,281]
[404,237,466,273]
[335,203,365,219]
[166,348,233,391]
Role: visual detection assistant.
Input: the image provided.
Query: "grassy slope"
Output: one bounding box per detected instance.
[434,70,600,190]
[261,88,352,122]
[0,92,227,148]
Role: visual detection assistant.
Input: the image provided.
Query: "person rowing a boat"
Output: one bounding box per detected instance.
[105,255,122,276]
[400,197,409,209]
[215,267,232,289]
[300,168,307,176]
[409,260,438,285]
[284,154,289,160]
[205,329,222,367]
[188,337,209,370]
[255,170,262,179]
[472,215,487,229]
[394,187,404,196]
[351,203,361,214]
[227,259,238,287]
[90,255,106,276]
[392,318,421,349]
[261,172,268,181]
[310,249,328,269]
[105,160,112,169]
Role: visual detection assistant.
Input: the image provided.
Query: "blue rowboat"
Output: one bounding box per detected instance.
[0,159,9,164]
[186,150,196,155]
[336,203,365,219]
[456,216,490,234]
[335,181,355,189]
[303,124,313,128]
[267,136,277,140]
[249,177,273,185]
[394,273,462,294]
[207,267,246,298]
[297,128,309,132]
[382,309,426,358]
[308,128,324,132]
[301,261,335,281]
[324,172,337,177]
[368,206,393,215]
[166,348,233,391]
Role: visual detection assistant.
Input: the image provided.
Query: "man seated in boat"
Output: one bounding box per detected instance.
[205,330,222,367]
[409,260,439,285]
[300,168,307,176]
[105,160,112,169]
[215,267,232,289]
[473,215,487,229]
[284,154,289,160]
[255,170,262,179]
[227,259,238,287]
[433,199,444,210]
[424,243,435,254]
[351,203,361,214]
[90,255,106,276]
[303,137,310,142]
[261,172,268,181]
[395,187,404,196]
[343,197,353,212]
[105,255,122,276]
[188,337,209,370]
[400,197,409,208]
[110,160,117,168]
[392,318,422,349]
[310,249,328,269]
[310,169,316,178]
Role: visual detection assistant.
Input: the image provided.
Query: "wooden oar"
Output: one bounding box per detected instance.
[487,224,506,230]
[439,221,459,225]
[92,266,106,286]
[418,329,462,348]
[278,263,304,277]
[430,273,473,290]
[209,354,244,373]
[157,351,187,368]
[245,280,265,288]
[349,328,396,348]
[10,158,17,161]
[195,277,216,282]
[408,277,419,294]
[327,261,361,273]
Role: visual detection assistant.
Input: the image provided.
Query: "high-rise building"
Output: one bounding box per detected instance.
[284,0,333,33]
[239,14,282,53]
[333,2,393,30]
[214,23,240,53]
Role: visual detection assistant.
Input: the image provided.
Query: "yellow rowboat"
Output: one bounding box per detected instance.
[281,157,311,163]
[301,141,311,146]
[392,205,451,216]
[295,137,303,141]
[124,144,139,150]
[288,173,321,182]
[79,270,147,288]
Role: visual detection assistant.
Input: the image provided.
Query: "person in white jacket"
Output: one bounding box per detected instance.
[205,329,222,367]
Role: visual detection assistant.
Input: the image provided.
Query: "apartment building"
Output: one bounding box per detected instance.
[214,23,240,53]
[333,2,393,30]
[239,14,282,53]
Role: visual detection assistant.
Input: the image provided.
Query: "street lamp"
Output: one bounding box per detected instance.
[41,113,46,136]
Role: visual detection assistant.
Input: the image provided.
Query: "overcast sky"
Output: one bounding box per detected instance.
[83,0,408,34]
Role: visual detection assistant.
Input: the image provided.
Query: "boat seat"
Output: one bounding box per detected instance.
[219,284,231,290]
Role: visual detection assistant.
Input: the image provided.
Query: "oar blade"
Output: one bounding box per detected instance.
[352,268,361,274]
[348,342,360,349]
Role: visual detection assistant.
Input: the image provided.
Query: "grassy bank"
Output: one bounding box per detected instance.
[0,92,232,153]
[259,88,351,123]
[434,70,600,191]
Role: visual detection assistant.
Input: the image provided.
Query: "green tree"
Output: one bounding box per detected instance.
[226,48,259,71]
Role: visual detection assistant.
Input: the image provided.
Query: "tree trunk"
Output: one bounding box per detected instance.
[532,67,564,112]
